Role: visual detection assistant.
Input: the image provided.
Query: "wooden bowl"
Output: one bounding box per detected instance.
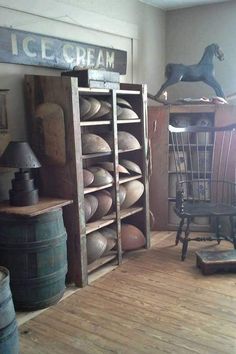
[87,231,107,264]
[122,180,144,209]
[121,224,145,251]
[91,190,112,221]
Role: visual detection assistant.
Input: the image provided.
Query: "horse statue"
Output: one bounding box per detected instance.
[148,43,225,102]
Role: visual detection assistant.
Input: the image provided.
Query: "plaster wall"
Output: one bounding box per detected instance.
[0,0,165,200]
[165,1,236,101]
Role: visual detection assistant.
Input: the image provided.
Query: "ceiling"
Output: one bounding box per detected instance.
[139,0,232,10]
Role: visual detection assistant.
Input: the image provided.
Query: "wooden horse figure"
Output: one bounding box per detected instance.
[148,43,225,101]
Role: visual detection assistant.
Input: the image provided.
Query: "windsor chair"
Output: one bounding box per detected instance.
[169,123,236,261]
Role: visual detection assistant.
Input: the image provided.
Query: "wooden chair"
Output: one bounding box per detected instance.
[169,123,236,261]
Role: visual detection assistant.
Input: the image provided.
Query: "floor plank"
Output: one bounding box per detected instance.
[20,232,236,354]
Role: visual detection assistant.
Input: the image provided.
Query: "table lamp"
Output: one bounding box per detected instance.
[0,141,41,206]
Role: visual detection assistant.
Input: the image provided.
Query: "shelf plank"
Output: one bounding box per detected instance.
[80,120,111,126]
[80,119,141,126]
[87,253,117,274]
[84,182,113,194]
[116,89,140,95]
[78,88,110,95]
[83,148,142,159]
[117,119,141,124]
[119,174,142,184]
[0,197,73,217]
[78,87,142,96]
[119,147,142,154]
[102,206,143,221]
[82,151,112,159]
[86,217,115,234]
[120,206,144,219]
[84,175,142,195]
[170,104,216,114]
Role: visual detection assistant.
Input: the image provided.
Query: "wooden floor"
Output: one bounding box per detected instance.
[20,232,236,354]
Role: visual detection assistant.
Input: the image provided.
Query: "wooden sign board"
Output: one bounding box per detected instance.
[0,27,127,74]
[0,90,8,130]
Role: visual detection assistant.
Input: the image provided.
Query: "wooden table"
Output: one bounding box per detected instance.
[0,197,73,217]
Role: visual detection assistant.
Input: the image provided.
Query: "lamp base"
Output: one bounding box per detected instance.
[9,170,39,206]
[9,189,39,206]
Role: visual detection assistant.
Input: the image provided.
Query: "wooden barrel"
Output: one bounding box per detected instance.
[0,208,67,310]
[0,267,19,354]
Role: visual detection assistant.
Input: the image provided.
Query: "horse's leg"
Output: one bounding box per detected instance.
[203,76,225,98]
[154,80,172,99]
[152,72,183,99]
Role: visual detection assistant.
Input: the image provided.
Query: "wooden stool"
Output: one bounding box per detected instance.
[196,250,236,275]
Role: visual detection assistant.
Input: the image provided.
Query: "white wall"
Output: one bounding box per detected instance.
[0,0,165,200]
[54,0,166,90]
[165,1,236,101]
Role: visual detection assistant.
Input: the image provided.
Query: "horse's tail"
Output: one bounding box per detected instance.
[165,64,173,79]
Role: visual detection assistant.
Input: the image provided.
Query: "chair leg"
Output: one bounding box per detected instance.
[181,218,190,261]
[229,216,236,249]
[176,218,184,246]
[216,216,221,245]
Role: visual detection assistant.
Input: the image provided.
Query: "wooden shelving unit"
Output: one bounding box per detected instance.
[148,104,236,231]
[25,76,150,287]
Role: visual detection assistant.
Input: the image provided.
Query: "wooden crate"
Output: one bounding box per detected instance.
[196,249,236,275]
[62,69,120,89]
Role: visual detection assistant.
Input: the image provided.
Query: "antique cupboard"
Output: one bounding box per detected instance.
[148,104,236,231]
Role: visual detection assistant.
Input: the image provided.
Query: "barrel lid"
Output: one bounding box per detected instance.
[0,266,8,282]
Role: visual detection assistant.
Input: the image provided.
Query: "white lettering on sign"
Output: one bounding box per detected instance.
[87,48,95,67]
[11,33,18,56]
[63,44,75,64]
[41,39,54,60]
[96,49,105,68]
[106,51,114,69]
[23,37,37,58]
[76,46,86,67]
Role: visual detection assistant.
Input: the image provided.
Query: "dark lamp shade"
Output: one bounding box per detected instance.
[0,141,41,169]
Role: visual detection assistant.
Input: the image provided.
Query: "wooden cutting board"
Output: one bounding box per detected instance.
[0,131,10,155]
[0,131,11,173]
[35,103,66,166]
